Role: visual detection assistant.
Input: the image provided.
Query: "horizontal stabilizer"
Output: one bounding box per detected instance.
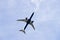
[19,29,26,34]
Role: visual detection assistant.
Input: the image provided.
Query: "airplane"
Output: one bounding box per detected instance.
[17,12,35,33]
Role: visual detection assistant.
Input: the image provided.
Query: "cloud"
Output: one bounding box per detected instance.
[31,0,46,12]
[31,0,40,12]
[31,0,57,23]
[8,0,16,8]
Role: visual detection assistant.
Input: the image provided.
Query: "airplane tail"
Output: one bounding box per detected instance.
[19,29,26,34]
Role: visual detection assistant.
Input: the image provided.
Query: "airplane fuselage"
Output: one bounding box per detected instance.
[24,12,34,30]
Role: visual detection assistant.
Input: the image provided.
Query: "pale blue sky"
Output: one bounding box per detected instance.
[0,0,60,40]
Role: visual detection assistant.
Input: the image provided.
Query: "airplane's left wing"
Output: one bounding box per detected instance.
[29,23,35,30]
[17,19,27,22]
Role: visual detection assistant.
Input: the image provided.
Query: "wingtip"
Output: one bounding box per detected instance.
[34,28,35,30]
[16,19,19,21]
[16,19,20,21]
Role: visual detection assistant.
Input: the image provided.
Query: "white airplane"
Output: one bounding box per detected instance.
[17,12,35,33]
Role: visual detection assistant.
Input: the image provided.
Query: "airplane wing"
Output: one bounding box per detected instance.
[29,23,35,30]
[17,19,27,22]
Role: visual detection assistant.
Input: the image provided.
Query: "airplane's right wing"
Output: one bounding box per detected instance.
[17,19,27,22]
[29,23,35,30]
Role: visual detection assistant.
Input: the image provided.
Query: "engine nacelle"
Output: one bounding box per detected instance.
[25,17,28,20]
[31,21,34,23]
